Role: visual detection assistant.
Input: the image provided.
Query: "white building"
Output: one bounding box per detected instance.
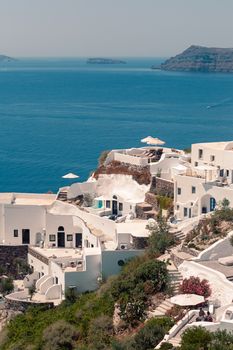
[174,141,233,220]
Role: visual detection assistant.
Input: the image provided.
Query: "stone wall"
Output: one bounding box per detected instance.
[150,176,174,197]
[0,245,28,278]
[5,298,54,312]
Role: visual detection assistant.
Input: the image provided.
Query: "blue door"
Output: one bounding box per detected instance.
[210,197,216,211]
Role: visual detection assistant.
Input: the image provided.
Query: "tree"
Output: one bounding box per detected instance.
[0,277,14,295]
[28,282,36,300]
[179,276,211,298]
[148,217,176,255]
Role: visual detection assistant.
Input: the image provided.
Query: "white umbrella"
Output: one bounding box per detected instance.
[146,137,165,146]
[62,173,79,179]
[170,294,205,307]
[141,136,153,143]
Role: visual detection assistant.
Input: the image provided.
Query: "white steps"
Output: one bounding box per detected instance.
[169,269,183,295]
[150,299,174,317]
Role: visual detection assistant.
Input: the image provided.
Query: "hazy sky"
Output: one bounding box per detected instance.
[0,0,233,57]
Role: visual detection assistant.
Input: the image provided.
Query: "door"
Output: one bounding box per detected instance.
[57,232,65,247]
[112,200,118,215]
[210,197,216,211]
[75,233,82,248]
[22,229,30,244]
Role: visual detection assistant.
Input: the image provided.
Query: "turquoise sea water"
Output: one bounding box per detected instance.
[0,57,233,193]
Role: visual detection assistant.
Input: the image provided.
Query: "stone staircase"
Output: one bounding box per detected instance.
[136,202,157,219]
[170,228,186,241]
[57,190,67,201]
[150,298,174,317]
[169,269,183,295]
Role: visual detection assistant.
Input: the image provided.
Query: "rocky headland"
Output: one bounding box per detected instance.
[153,45,233,73]
[0,55,15,62]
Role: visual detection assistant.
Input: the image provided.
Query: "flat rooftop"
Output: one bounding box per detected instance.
[116,220,149,237]
[0,193,56,206]
[193,141,233,151]
[30,246,83,260]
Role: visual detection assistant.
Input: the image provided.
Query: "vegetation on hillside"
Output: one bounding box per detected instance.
[0,247,172,350]
[185,198,233,251]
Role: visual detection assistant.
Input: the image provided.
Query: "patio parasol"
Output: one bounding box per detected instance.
[170,293,205,307]
[62,173,79,179]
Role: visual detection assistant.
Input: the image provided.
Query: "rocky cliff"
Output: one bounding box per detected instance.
[157,45,233,72]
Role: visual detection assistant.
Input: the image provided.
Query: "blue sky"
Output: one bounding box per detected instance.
[0,0,233,57]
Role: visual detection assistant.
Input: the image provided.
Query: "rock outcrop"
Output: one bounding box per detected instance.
[155,45,233,73]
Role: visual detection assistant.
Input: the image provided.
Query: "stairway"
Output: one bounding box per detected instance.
[150,298,174,317]
[168,269,183,295]
[170,228,186,241]
[57,190,67,201]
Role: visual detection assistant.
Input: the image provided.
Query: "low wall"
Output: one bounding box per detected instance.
[194,232,233,261]
[5,294,54,311]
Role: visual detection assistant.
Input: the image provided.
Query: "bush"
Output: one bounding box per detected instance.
[179,276,211,298]
[180,326,212,350]
[133,317,174,350]
[87,315,113,349]
[42,320,79,350]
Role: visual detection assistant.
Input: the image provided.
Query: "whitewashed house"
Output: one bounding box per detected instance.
[174,141,233,220]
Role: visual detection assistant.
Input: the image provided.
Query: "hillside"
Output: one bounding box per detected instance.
[156,45,233,72]
[0,55,14,62]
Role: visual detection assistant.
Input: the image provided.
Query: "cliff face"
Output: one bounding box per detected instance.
[159,45,233,72]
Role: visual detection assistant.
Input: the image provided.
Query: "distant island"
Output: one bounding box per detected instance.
[87,58,126,64]
[152,45,233,73]
[0,55,15,62]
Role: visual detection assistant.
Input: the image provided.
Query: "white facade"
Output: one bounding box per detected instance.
[174,141,233,220]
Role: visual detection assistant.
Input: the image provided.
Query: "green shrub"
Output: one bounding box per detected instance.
[42,320,79,350]
[87,315,113,349]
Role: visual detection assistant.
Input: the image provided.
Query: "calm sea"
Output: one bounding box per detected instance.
[0,57,233,193]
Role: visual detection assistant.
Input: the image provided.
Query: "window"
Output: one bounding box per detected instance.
[176,205,180,210]
[118,260,125,267]
[106,200,111,208]
[58,226,64,231]
[13,229,18,237]
[192,186,196,194]
[226,170,229,177]
[67,234,73,241]
[198,149,203,159]
[184,208,188,217]
[119,202,123,211]
[177,187,181,195]
[210,155,215,162]
[220,169,224,177]
[195,162,198,167]
[49,234,56,242]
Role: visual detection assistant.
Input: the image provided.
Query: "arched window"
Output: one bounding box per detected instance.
[113,195,117,200]
[58,226,64,231]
